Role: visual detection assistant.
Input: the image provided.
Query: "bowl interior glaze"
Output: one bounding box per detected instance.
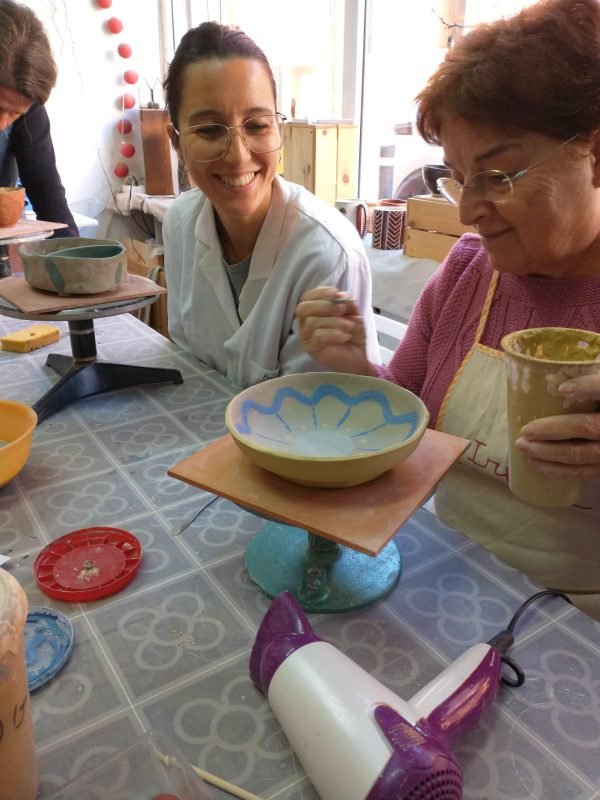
[226,372,429,488]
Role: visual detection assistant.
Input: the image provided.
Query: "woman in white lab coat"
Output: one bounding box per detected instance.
[163,21,378,388]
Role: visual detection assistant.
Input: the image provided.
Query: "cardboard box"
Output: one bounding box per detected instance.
[120,237,169,339]
[403,194,474,260]
[403,228,460,262]
[406,195,474,237]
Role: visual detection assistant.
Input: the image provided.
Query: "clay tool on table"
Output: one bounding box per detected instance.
[156,751,264,800]
[170,494,219,535]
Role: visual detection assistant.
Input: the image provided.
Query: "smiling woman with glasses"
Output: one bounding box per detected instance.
[161,21,379,389]
[298,0,600,621]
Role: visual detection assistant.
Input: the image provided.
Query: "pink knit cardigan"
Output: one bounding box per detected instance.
[377,234,600,427]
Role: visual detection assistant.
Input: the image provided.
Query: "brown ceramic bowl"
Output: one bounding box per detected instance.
[0,187,26,227]
[226,372,429,488]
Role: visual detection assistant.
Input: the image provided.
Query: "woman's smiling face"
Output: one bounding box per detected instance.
[174,57,279,232]
[441,116,600,279]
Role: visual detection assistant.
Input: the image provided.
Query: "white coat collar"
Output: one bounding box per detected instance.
[193,196,239,329]
[249,175,289,279]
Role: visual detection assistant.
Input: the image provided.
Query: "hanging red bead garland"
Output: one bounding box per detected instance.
[123,70,138,85]
[114,162,129,178]
[106,17,123,34]
[118,93,136,110]
[116,119,132,135]
[94,2,139,182]
[119,142,135,158]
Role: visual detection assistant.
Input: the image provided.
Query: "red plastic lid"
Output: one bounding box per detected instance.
[34,527,142,602]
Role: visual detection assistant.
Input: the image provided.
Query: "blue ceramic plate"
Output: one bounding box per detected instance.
[25,606,74,691]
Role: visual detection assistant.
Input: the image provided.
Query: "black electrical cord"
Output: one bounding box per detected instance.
[506,589,571,634]
[132,207,155,238]
[487,589,571,688]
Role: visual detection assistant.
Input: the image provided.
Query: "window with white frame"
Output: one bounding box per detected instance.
[165,0,536,203]
[164,0,361,123]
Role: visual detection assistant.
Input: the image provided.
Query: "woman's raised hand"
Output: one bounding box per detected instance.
[296,286,374,376]
[516,373,600,479]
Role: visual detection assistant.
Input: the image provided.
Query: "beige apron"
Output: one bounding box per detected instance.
[434,273,600,619]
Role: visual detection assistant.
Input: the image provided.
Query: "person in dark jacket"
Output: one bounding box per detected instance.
[0,0,78,237]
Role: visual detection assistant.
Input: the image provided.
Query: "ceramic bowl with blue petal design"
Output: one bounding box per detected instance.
[19,237,127,295]
[226,372,429,487]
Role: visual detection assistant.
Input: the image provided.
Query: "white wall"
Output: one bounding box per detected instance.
[21,0,166,236]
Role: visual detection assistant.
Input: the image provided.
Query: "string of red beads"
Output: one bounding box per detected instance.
[94,0,137,178]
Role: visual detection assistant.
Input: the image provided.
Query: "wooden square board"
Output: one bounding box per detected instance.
[168,429,469,556]
[0,274,165,314]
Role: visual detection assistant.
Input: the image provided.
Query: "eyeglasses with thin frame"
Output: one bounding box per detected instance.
[436,133,580,206]
[173,112,287,163]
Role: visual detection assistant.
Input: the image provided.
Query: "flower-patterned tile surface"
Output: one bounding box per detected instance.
[0,313,597,800]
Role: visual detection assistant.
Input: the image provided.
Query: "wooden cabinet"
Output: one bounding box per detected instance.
[282,122,359,205]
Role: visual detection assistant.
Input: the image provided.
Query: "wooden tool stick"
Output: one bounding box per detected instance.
[189,763,264,800]
[157,751,264,800]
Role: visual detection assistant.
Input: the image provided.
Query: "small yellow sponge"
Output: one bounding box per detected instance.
[1,323,61,353]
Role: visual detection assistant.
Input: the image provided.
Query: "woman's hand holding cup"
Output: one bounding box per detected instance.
[502,327,600,506]
[516,371,600,479]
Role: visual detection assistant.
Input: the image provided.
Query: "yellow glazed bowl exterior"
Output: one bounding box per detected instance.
[226,372,429,488]
[0,400,37,488]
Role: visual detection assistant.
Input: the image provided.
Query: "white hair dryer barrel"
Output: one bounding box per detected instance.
[250,592,503,800]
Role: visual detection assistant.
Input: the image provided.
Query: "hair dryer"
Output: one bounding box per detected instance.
[250,592,506,800]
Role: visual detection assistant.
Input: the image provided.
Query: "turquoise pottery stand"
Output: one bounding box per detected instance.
[245,521,401,613]
[168,431,469,615]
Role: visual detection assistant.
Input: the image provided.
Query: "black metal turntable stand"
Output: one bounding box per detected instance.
[0,294,183,424]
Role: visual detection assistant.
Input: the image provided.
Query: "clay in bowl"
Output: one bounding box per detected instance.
[225,372,429,488]
[0,186,26,227]
[19,237,127,295]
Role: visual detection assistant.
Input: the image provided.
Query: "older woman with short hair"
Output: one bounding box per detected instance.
[297,0,600,619]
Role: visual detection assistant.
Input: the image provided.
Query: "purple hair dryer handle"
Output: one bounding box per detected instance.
[367,707,463,800]
[411,644,503,745]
